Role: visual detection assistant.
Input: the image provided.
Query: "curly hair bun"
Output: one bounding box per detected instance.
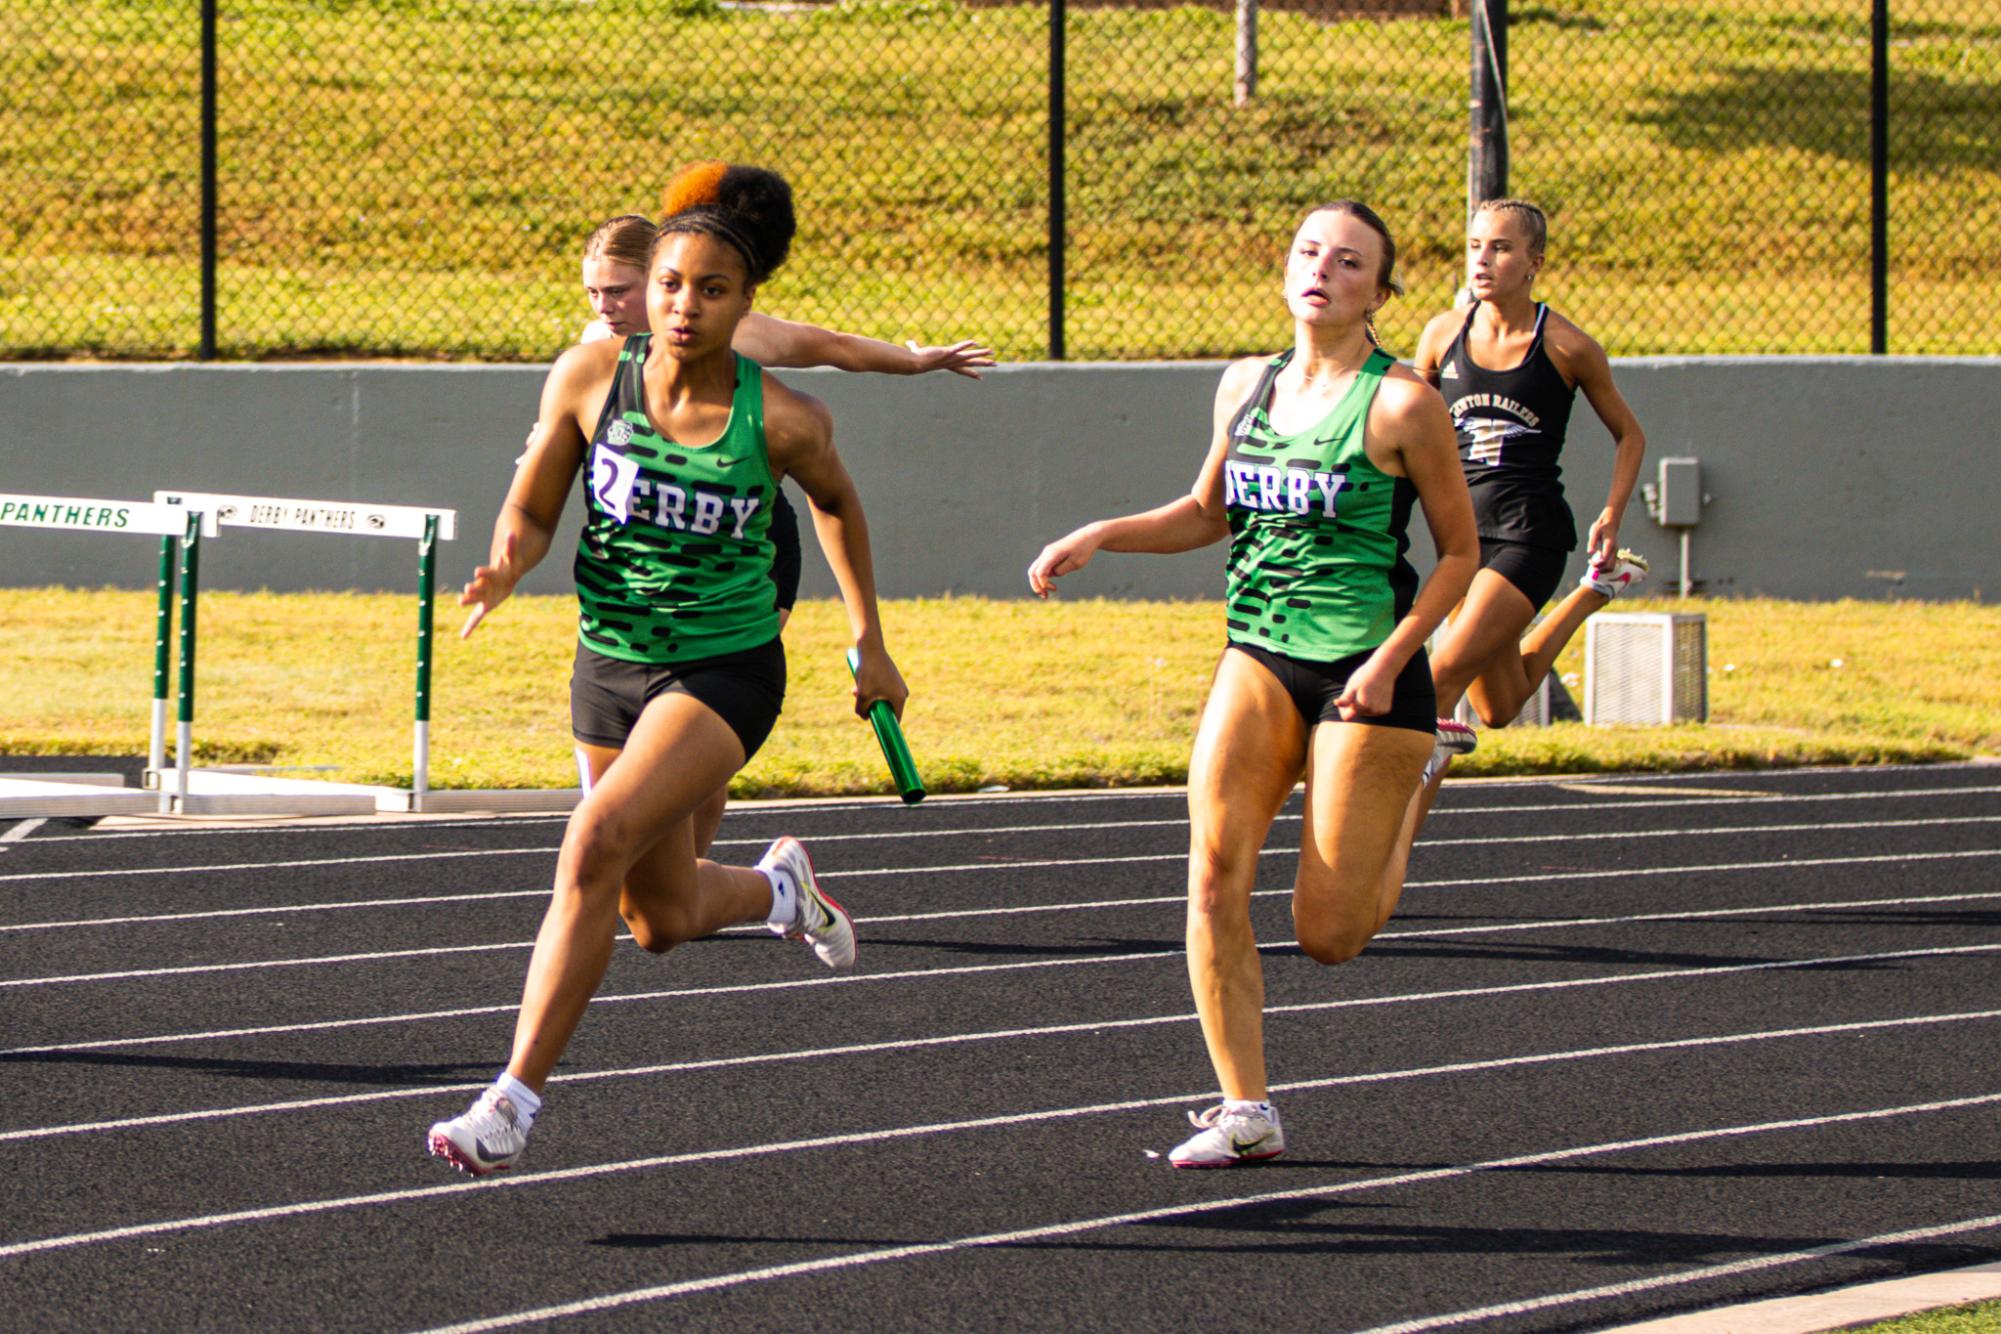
[656,162,795,283]
[661,161,729,216]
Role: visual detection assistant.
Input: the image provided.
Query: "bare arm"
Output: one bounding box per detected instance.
[1553,321,1647,565]
[1026,358,1264,597]
[1337,373,1479,718]
[1412,310,1462,387]
[734,312,996,379]
[763,375,908,720]
[459,344,600,637]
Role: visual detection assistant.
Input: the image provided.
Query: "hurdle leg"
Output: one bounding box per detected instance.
[412,515,438,813]
[172,515,201,814]
[150,534,174,794]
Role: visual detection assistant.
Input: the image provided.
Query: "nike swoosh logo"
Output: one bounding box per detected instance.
[474,1136,512,1161]
[1231,1131,1275,1154]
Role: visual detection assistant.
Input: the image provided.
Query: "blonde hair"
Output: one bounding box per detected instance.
[1471,198,1548,258]
[581,214,655,271]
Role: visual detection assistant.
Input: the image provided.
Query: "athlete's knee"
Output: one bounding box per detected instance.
[1291,892,1375,965]
[1186,841,1258,923]
[559,804,642,901]
[621,900,697,954]
[1294,914,1372,966]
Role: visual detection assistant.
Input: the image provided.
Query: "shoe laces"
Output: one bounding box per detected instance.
[1187,1102,1275,1132]
[467,1089,519,1132]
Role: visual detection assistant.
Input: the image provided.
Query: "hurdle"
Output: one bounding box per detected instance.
[153,490,460,814]
[0,494,219,818]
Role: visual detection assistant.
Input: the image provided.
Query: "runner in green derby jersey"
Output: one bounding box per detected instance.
[1029,202,1478,1169]
[426,163,908,1176]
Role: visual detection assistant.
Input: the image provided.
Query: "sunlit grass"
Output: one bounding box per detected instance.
[2,589,1993,794]
[2,0,1994,360]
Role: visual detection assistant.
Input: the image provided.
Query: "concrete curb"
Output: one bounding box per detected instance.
[1606,1261,2001,1332]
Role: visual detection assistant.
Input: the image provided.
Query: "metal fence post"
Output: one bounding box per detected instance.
[200,0,218,360]
[1468,0,1508,217]
[1048,0,1066,362]
[1870,0,1888,355]
[1234,0,1258,107]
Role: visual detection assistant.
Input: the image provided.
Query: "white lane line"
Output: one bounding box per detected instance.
[0,938,537,988]
[3,860,2000,996]
[0,845,551,886]
[0,819,48,848]
[10,813,2000,935]
[7,943,1997,1145]
[5,1024,2000,1267]
[402,1093,2001,1333]
[1352,1215,2001,1334]
[15,852,2000,988]
[14,886,2000,1056]
[7,783,1996,887]
[7,787,1197,846]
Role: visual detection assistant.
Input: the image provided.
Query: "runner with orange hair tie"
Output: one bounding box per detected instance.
[572,176,990,856]
[427,163,911,1175]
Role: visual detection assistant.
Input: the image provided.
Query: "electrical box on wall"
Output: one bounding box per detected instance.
[1656,457,1703,528]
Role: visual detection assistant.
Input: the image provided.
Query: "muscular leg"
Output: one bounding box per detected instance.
[688,610,784,859]
[1184,651,1309,1104]
[1294,721,1433,954]
[1509,580,1610,704]
[506,694,770,1092]
[1431,570,1540,722]
[1456,574,1610,729]
[1377,574,1538,922]
[689,787,728,859]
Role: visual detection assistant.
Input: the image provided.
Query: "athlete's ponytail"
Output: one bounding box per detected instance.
[654,162,797,286]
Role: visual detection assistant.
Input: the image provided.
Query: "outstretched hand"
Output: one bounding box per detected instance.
[459,532,521,639]
[1026,527,1101,599]
[906,339,996,380]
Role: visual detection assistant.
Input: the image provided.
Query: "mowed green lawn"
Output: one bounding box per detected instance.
[2,0,1995,360]
[1,590,1994,794]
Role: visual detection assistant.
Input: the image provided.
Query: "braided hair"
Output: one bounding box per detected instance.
[1471,197,1548,259]
[654,162,796,287]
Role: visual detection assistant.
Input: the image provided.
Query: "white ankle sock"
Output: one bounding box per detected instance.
[1224,1098,1276,1122]
[494,1073,540,1130]
[763,866,800,933]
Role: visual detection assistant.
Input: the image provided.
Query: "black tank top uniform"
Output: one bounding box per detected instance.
[1437,301,1578,552]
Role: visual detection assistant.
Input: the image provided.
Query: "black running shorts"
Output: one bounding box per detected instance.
[1228,641,1437,734]
[770,488,802,613]
[570,637,786,759]
[1478,537,1569,610]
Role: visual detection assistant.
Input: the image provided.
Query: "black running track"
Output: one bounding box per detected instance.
[3,764,1999,1333]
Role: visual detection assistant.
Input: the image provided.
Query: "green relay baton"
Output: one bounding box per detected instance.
[846,648,924,804]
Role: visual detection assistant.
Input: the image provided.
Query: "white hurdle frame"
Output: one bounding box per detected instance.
[155,491,457,811]
[0,495,219,817]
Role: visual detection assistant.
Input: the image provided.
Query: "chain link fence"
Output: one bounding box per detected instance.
[2,0,1993,363]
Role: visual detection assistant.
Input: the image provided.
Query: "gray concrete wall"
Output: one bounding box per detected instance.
[2,357,1995,601]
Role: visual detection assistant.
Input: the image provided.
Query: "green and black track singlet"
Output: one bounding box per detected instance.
[575,337,779,663]
[1222,348,1419,661]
